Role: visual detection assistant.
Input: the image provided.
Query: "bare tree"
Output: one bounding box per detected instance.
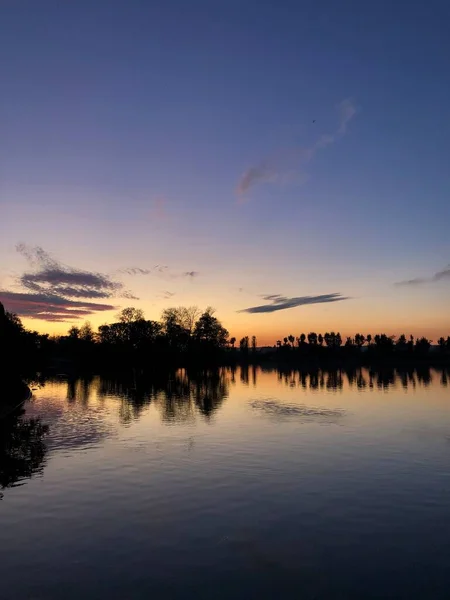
[117,307,144,323]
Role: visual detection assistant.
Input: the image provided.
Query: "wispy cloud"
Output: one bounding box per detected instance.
[120,266,199,279]
[119,265,169,276]
[239,292,349,314]
[158,291,175,300]
[236,98,357,200]
[434,266,450,281]
[395,265,450,286]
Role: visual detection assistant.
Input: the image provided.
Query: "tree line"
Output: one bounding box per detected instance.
[1,301,449,377]
[273,331,450,351]
[60,306,230,362]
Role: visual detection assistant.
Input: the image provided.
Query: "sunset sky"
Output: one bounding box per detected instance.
[1,0,449,344]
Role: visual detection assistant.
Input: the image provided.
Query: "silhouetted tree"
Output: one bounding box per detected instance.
[79,321,95,343]
[193,308,229,350]
[318,333,324,346]
[68,326,80,339]
[396,334,408,351]
[307,332,318,345]
[117,307,144,323]
[354,334,365,348]
[374,334,395,350]
[288,334,295,347]
[324,332,333,347]
[251,335,257,353]
[240,336,249,353]
[161,307,190,350]
[415,337,431,353]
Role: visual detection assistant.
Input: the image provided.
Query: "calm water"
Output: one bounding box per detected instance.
[1,366,450,599]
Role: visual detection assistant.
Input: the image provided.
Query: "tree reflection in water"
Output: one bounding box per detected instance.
[0,408,48,492]
[96,368,229,424]
[33,365,450,432]
[266,366,449,393]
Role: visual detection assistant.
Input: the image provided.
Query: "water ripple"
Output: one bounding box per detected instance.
[250,398,346,423]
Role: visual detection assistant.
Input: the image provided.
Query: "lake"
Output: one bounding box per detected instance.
[1,366,449,599]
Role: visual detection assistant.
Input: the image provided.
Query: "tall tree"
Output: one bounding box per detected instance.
[355,334,365,348]
[396,334,407,350]
[117,307,144,323]
[79,321,95,343]
[240,336,249,353]
[68,326,80,339]
[194,308,229,349]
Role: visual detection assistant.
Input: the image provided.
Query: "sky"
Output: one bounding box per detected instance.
[1,0,450,344]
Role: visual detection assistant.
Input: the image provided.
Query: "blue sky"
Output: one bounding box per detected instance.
[1,0,449,341]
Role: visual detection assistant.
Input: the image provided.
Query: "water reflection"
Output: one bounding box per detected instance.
[95,368,229,424]
[33,365,450,429]
[0,408,48,492]
[10,365,449,483]
[250,399,346,423]
[270,366,449,392]
[2,365,450,599]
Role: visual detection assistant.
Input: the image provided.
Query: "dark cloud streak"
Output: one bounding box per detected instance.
[239,292,349,314]
[0,290,114,321]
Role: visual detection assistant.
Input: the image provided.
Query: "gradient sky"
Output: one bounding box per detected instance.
[1,0,449,344]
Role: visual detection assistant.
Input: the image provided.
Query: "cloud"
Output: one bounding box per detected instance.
[236,164,279,197]
[395,278,427,286]
[0,291,114,321]
[433,266,450,282]
[158,291,175,300]
[395,265,450,286]
[0,244,136,322]
[236,98,357,199]
[239,292,349,314]
[119,265,169,276]
[262,294,288,302]
[2,244,200,323]
[120,266,199,279]
[17,244,127,299]
[20,269,122,299]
